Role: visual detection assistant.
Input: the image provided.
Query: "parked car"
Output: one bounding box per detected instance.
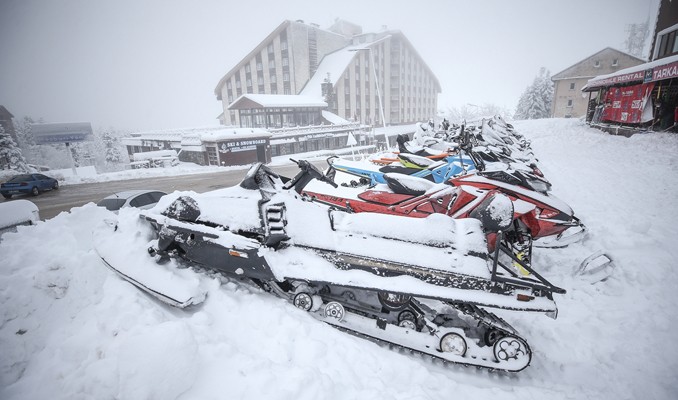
[0,199,39,237]
[1,173,59,199]
[97,190,167,212]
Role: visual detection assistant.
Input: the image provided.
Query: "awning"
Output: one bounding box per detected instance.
[583,54,678,92]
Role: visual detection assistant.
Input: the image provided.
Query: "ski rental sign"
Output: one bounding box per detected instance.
[31,122,93,145]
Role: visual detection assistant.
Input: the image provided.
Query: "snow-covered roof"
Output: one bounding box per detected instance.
[322,110,350,124]
[300,48,359,98]
[228,94,327,109]
[123,126,271,147]
[583,54,678,90]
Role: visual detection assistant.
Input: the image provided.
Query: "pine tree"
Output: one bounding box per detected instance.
[102,129,122,164]
[514,68,553,120]
[0,124,30,172]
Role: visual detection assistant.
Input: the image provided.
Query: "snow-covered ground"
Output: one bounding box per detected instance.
[1,119,676,399]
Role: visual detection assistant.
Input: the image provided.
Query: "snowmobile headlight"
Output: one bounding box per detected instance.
[527,178,550,194]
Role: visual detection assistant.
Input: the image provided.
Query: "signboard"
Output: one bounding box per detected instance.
[651,60,678,81]
[218,138,267,153]
[588,59,678,90]
[601,82,655,124]
[31,122,93,145]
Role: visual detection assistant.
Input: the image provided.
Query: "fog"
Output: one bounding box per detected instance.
[0,0,658,132]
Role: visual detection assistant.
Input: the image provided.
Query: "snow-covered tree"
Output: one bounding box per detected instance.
[514,68,553,120]
[0,124,30,172]
[446,103,512,124]
[102,128,123,165]
[625,20,649,60]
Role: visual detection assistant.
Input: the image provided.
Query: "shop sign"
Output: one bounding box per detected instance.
[651,61,678,81]
[219,139,267,153]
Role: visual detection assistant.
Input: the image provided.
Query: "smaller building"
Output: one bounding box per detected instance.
[0,106,17,144]
[551,48,645,118]
[582,54,678,134]
[122,127,272,167]
[228,94,327,129]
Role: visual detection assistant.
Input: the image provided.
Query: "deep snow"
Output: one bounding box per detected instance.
[1,118,677,399]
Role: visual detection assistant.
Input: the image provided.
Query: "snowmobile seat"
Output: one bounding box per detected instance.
[382,173,436,196]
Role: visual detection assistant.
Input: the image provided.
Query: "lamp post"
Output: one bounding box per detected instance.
[350,47,386,129]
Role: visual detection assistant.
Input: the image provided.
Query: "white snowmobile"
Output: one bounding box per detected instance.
[93,161,566,372]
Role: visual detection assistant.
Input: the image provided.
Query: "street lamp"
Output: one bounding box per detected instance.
[349,47,386,129]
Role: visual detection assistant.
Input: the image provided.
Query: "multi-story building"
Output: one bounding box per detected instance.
[649,0,678,61]
[551,48,644,118]
[214,19,440,128]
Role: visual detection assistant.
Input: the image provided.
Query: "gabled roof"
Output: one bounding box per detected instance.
[227,94,327,109]
[552,47,646,80]
[0,105,14,119]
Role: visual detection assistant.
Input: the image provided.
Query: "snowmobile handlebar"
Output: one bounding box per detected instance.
[286,159,338,193]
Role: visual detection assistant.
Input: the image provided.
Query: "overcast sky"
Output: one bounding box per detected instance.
[0,0,659,132]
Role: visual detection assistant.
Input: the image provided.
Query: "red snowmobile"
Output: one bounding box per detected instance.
[302,161,586,267]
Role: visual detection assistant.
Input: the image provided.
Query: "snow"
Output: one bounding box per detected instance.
[0,199,39,230]
[1,118,678,399]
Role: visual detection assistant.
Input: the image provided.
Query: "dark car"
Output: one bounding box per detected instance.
[97,190,167,212]
[1,173,59,199]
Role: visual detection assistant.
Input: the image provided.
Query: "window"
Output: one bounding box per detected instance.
[256,62,263,71]
[567,99,573,107]
[612,59,618,66]
[226,81,232,90]
[283,72,289,82]
[235,80,241,89]
[267,43,274,53]
[594,60,600,68]
[270,74,277,83]
[245,64,251,73]
[282,57,289,67]
[281,40,288,50]
[269,59,275,69]
[246,78,252,87]
[569,82,575,90]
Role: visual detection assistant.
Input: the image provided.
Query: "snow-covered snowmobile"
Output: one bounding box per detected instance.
[94,161,566,372]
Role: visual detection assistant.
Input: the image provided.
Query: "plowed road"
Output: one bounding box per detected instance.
[4,163,324,221]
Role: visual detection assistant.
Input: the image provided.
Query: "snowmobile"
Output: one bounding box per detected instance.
[304,156,580,257]
[329,151,476,186]
[93,160,566,372]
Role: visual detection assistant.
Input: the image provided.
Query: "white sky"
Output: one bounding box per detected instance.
[0,0,659,132]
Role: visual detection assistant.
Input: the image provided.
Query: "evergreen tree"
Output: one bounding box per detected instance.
[625,20,649,60]
[0,124,30,172]
[102,128,122,164]
[514,68,553,120]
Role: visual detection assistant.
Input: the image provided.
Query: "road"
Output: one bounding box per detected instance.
[3,162,322,221]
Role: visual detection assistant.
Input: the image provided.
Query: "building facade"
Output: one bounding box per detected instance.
[214,20,441,127]
[649,0,678,61]
[551,48,645,118]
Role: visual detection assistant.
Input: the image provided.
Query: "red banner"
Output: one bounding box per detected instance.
[601,82,655,123]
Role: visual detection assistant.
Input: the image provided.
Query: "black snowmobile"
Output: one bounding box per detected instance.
[93,160,566,372]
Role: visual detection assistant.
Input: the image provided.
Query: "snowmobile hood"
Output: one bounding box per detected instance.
[454,174,573,215]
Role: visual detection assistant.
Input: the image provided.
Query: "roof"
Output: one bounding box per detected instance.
[299,44,371,98]
[0,105,14,119]
[322,110,350,124]
[552,47,646,80]
[583,53,678,91]
[227,94,327,109]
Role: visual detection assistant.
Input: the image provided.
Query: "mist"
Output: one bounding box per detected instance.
[0,0,658,132]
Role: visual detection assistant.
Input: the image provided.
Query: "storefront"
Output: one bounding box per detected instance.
[583,54,678,134]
